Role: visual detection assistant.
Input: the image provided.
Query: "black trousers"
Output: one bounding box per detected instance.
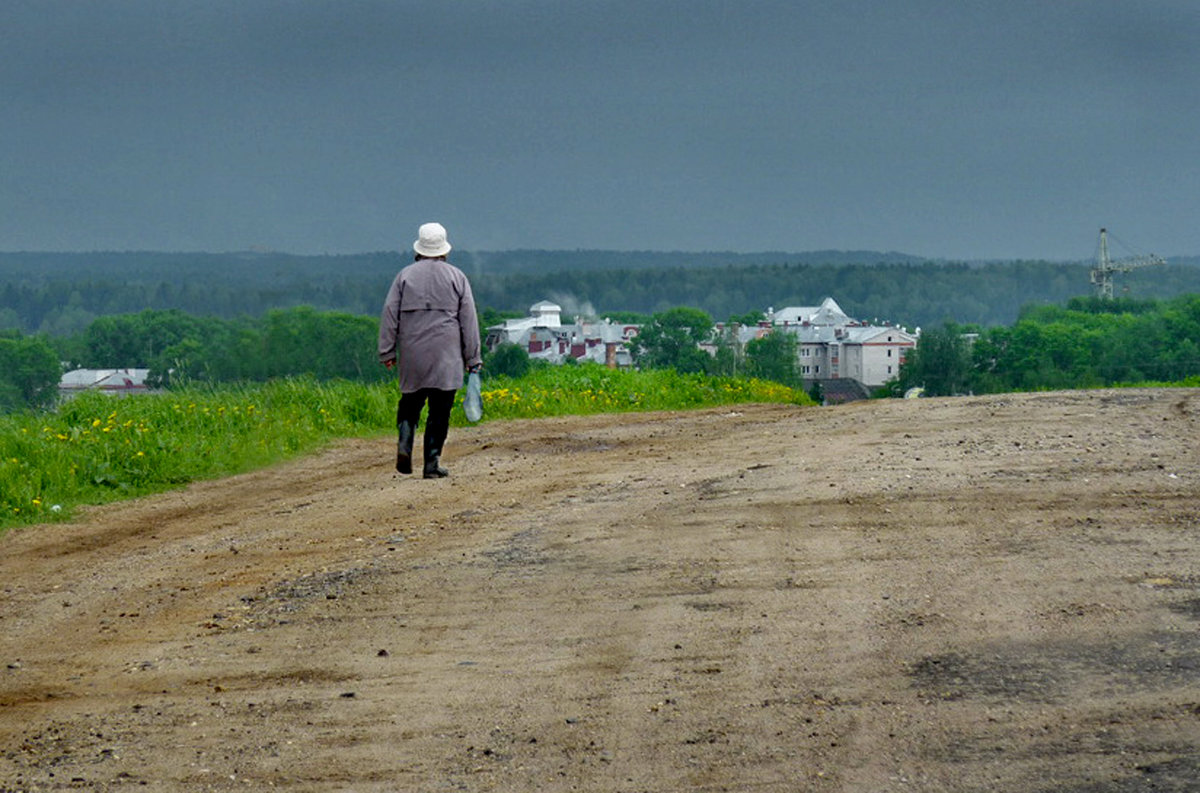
[397,388,456,455]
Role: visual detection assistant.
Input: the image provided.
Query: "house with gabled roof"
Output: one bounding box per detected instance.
[484,301,638,368]
[770,297,852,328]
[788,322,915,391]
[775,299,916,400]
[715,297,916,402]
[59,368,151,397]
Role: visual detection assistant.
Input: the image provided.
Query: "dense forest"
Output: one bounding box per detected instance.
[4,249,1200,336]
[893,295,1200,396]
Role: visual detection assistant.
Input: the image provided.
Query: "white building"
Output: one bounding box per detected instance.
[716,297,917,401]
[485,301,638,368]
[770,297,853,328]
[776,298,916,396]
[791,323,915,388]
[59,368,151,397]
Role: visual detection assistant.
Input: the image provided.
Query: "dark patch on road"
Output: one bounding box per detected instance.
[910,651,1064,703]
[1036,755,1200,793]
[910,630,1200,704]
[479,528,551,569]
[1167,598,1200,621]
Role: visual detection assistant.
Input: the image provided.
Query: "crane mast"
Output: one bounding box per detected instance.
[1090,228,1165,299]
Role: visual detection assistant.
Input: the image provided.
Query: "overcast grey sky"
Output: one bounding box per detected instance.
[2,0,1198,259]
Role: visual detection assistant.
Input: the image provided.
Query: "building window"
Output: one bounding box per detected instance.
[887,349,892,358]
[887,365,893,374]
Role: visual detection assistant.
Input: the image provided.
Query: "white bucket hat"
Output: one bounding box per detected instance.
[413,222,452,257]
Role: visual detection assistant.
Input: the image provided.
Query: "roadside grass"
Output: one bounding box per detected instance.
[1,365,809,531]
[1113,374,1200,388]
[473,364,806,419]
[0,378,394,531]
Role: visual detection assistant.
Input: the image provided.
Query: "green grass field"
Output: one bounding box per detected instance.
[1,365,810,531]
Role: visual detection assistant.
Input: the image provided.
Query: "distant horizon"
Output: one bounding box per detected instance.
[0,245,1145,265]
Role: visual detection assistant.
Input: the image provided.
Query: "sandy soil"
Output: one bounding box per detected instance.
[2,388,1199,792]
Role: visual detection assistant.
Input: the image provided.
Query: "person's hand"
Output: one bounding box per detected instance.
[383,359,396,369]
[469,364,482,374]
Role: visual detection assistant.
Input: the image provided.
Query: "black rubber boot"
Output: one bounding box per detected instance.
[395,421,415,474]
[421,390,453,479]
[422,447,449,479]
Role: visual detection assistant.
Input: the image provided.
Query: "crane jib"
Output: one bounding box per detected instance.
[1089,228,1165,299]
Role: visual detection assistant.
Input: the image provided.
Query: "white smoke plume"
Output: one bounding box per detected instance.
[548,292,597,322]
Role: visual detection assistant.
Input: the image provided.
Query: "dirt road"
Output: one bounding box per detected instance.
[2,389,1199,792]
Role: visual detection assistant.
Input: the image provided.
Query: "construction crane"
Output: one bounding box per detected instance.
[1090,228,1165,299]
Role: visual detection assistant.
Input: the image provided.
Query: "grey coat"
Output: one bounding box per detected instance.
[378,258,483,393]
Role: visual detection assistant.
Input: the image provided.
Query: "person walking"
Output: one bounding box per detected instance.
[379,222,482,478]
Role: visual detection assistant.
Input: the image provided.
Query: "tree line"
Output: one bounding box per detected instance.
[0,308,385,413]
[5,250,1200,336]
[893,295,1200,396]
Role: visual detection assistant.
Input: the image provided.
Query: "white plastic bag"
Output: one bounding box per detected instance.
[464,371,483,422]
